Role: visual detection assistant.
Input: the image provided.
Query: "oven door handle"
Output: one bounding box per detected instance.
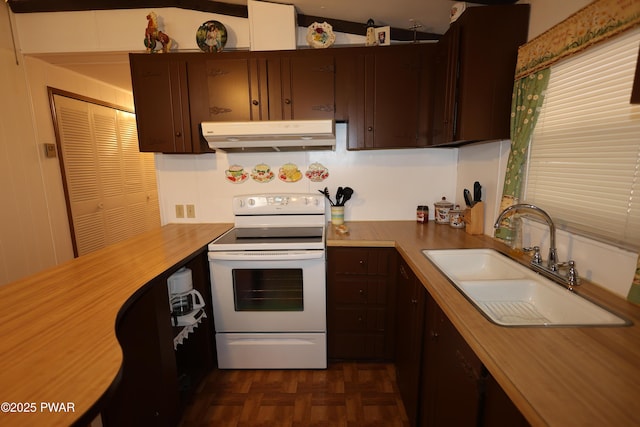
[208,250,325,261]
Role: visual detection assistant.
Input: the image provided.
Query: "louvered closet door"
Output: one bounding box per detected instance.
[54,95,160,257]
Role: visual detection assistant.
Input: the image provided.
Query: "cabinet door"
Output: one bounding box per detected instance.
[431,27,460,146]
[395,258,426,426]
[275,53,336,120]
[130,55,192,153]
[431,4,530,145]
[483,373,530,427]
[421,295,482,427]
[348,44,435,150]
[200,56,268,122]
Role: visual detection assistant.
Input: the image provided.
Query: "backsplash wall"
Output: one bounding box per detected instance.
[155,124,458,223]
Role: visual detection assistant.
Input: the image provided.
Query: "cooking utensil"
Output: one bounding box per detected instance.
[473,181,482,202]
[340,187,354,206]
[463,189,473,207]
[335,187,344,206]
[319,187,334,206]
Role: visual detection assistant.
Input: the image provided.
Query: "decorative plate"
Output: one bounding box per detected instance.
[225,165,248,184]
[250,163,275,183]
[305,162,329,182]
[306,22,336,49]
[278,163,303,182]
[196,20,228,53]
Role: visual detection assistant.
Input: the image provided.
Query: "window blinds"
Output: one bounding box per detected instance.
[525,27,640,249]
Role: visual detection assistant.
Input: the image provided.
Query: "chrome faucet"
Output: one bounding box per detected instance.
[494,203,580,290]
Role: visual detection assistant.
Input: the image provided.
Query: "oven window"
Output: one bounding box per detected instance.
[232,269,303,311]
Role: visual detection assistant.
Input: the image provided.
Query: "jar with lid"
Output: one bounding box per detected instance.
[434,197,454,224]
[416,205,428,223]
[449,205,465,228]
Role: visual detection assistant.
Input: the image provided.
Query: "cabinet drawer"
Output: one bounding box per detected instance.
[329,307,387,332]
[329,247,392,276]
[330,278,388,304]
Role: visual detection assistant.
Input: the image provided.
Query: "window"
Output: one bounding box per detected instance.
[525,27,640,249]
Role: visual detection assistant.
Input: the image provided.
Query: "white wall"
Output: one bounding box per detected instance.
[156,125,458,223]
[518,0,593,39]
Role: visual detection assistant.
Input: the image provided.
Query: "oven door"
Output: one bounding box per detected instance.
[208,250,326,332]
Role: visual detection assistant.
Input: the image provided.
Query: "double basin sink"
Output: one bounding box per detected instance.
[423,249,630,327]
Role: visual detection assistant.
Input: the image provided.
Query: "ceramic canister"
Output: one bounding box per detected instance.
[434,197,454,224]
[449,206,465,228]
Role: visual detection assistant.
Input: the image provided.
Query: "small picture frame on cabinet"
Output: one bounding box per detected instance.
[375,26,390,46]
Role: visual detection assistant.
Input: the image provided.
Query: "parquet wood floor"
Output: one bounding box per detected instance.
[180,362,410,427]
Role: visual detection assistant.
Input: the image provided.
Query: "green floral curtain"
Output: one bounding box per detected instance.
[494,70,550,242]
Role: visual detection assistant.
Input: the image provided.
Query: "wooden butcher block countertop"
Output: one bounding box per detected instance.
[327,221,640,427]
[0,223,231,427]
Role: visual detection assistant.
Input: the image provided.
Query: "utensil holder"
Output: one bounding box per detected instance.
[331,206,344,225]
[463,202,484,235]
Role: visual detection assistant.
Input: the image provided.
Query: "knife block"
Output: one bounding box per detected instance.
[463,202,484,235]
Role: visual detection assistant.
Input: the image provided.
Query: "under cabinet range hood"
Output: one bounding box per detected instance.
[202,120,336,153]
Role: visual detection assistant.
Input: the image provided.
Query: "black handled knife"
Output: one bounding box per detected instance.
[473,181,482,202]
[464,189,473,207]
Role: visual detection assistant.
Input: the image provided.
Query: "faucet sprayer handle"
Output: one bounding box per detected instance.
[523,246,542,265]
[557,260,580,288]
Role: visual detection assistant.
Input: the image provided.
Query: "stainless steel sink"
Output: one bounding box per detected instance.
[423,249,630,327]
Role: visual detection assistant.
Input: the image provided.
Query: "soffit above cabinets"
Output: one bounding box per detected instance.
[7,0,518,41]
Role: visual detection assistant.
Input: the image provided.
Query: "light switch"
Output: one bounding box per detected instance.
[186,204,196,218]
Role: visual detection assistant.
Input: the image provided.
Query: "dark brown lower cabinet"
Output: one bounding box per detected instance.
[327,247,397,361]
[420,293,529,427]
[482,373,530,427]
[395,257,426,426]
[422,294,481,426]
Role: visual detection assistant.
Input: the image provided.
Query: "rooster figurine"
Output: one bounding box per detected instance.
[144,12,173,53]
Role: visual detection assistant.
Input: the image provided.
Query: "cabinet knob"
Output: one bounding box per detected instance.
[175,131,182,137]
[284,98,291,105]
[367,126,373,132]
[359,289,365,295]
[252,100,259,106]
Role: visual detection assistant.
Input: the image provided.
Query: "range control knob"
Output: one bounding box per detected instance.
[248,198,255,206]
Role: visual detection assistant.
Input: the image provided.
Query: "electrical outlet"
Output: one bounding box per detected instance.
[175,204,185,218]
[186,204,196,218]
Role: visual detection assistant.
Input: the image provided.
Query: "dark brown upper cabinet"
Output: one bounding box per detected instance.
[343,43,436,150]
[430,4,530,146]
[271,52,337,120]
[188,49,336,123]
[131,50,337,153]
[130,53,208,153]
